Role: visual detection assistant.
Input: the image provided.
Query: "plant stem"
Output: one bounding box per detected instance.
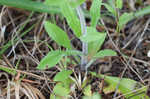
[76,6,88,70]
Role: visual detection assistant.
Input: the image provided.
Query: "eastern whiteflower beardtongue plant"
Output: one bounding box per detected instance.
[36,0,117,70]
[0,0,150,98]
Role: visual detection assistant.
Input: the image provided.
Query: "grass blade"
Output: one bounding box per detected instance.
[90,0,102,27]
[0,0,60,14]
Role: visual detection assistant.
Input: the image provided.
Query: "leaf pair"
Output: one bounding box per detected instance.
[80,27,116,59]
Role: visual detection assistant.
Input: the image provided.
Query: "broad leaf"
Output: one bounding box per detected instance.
[103,76,149,99]
[88,36,106,57]
[44,21,71,49]
[53,83,70,97]
[83,92,101,99]
[92,93,101,99]
[118,12,134,29]
[37,49,82,70]
[83,85,92,96]
[87,27,106,57]
[94,49,117,58]
[80,27,106,57]
[37,50,64,69]
[90,0,102,27]
[60,1,81,37]
[115,0,123,9]
[91,72,149,99]
[80,27,106,43]
[54,70,72,82]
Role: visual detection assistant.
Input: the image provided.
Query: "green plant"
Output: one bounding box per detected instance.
[35,0,116,98]
[36,1,116,98]
[0,0,150,24]
[37,0,116,70]
[91,72,149,99]
[50,70,73,99]
[82,85,101,99]
[101,0,150,33]
[1,0,150,99]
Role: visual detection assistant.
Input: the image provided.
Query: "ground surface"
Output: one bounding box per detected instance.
[0,0,150,99]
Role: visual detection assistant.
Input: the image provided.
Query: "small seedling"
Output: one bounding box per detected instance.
[37,0,117,70]
[0,0,150,99]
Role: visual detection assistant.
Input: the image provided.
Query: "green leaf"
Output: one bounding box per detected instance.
[80,27,106,43]
[44,21,71,49]
[37,50,64,70]
[107,0,115,8]
[91,72,149,99]
[64,50,83,56]
[54,70,72,82]
[0,65,16,75]
[60,1,81,37]
[87,27,106,56]
[103,76,149,99]
[1,0,150,20]
[37,50,82,70]
[115,0,123,9]
[50,94,60,99]
[80,27,106,56]
[90,0,102,27]
[69,0,86,8]
[44,0,63,6]
[118,12,134,29]
[102,3,116,16]
[0,0,62,14]
[45,0,85,8]
[83,85,92,96]
[88,35,106,57]
[53,83,70,97]
[83,92,101,99]
[135,6,150,17]
[94,49,117,58]
[92,93,101,99]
